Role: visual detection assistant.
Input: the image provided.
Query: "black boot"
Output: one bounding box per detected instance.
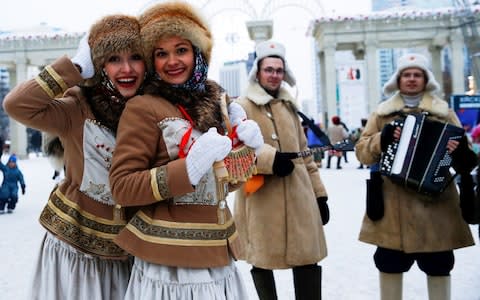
[326,155,332,168]
[293,264,322,300]
[251,267,278,300]
[336,157,342,169]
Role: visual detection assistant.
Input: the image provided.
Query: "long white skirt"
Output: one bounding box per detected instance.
[28,232,132,300]
[124,256,248,300]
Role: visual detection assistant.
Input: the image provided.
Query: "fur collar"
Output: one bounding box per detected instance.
[243,82,297,107]
[144,79,224,132]
[376,92,449,118]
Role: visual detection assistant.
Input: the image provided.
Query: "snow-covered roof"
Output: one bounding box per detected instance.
[0,22,84,40]
[313,4,480,24]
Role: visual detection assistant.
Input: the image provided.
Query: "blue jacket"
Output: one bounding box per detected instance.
[0,163,25,200]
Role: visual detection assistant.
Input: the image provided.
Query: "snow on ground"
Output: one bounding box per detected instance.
[0,155,479,300]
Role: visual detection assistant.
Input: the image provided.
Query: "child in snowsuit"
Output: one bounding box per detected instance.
[0,155,26,214]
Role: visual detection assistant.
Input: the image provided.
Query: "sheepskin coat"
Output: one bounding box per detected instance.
[234,82,328,269]
[355,92,474,252]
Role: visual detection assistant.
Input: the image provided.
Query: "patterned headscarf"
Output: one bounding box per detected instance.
[155,46,208,93]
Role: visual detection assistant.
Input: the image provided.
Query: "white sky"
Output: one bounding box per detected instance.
[1,1,371,32]
[1,0,371,113]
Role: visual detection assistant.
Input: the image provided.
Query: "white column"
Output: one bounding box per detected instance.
[365,41,380,114]
[9,55,28,158]
[450,32,465,94]
[318,49,327,125]
[429,45,443,95]
[321,45,337,125]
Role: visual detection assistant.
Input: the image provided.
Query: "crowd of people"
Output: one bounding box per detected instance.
[1,1,479,300]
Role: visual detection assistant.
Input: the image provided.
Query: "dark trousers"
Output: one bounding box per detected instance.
[0,197,18,211]
[7,197,18,210]
[327,155,342,169]
[251,264,322,300]
[374,247,454,276]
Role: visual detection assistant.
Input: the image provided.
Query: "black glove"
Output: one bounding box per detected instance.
[366,172,384,221]
[459,173,480,224]
[317,197,330,225]
[272,152,297,177]
[52,170,60,180]
[451,135,478,174]
[380,123,396,152]
[21,184,26,195]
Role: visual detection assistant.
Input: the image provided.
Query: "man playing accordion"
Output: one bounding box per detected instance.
[355,53,477,300]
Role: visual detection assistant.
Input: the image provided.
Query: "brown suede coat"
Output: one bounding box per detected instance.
[234,82,328,269]
[3,56,129,259]
[109,81,243,268]
[355,92,474,252]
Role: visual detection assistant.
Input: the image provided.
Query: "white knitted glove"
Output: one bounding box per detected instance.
[71,33,95,79]
[186,128,232,185]
[236,119,264,154]
[228,102,247,126]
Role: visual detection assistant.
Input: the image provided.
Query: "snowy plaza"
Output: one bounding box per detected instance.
[0,155,478,300]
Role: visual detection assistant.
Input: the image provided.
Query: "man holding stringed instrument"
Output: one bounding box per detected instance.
[233,40,329,300]
[355,53,477,300]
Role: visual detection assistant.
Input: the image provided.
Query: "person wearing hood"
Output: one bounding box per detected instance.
[0,154,25,214]
[3,14,146,299]
[355,53,476,300]
[326,115,349,169]
[108,2,262,299]
[233,40,329,299]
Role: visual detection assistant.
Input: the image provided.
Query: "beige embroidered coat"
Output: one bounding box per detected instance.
[355,92,474,252]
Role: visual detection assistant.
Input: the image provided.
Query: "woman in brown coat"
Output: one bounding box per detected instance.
[3,15,146,299]
[108,2,262,299]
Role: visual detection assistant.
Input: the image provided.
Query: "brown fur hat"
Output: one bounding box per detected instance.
[139,1,213,74]
[87,14,143,84]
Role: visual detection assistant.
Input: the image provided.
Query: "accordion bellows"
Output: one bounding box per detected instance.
[380,113,464,195]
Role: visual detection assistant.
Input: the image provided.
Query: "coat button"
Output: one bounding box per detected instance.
[266,112,272,118]
[271,133,278,140]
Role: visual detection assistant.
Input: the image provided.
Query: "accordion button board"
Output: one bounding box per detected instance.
[380,113,464,195]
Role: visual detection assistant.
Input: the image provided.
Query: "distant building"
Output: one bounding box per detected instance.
[372,0,455,99]
[219,60,248,99]
[0,67,9,139]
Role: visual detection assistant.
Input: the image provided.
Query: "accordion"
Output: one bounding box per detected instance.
[380,113,464,195]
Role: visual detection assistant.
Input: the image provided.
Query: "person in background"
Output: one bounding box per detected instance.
[339,119,350,163]
[351,118,368,169]
[233,40,329,300]
[3,14,146,299]
[0,154,25,214]
[109,2,261,299]
[29,130,42,156]
[355,53,476,300]
[327,115,349,169]
[307,122,327,168]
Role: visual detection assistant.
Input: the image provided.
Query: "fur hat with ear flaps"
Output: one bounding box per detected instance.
[86,14,143,85]
[382,53,440,96]
[139,1,213,75]
[248,40,296,87]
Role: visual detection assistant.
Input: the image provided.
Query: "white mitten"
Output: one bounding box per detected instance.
[71,33,95,79]
[236,119,264,153]
[186,128,232,185]
[228,102,247,126]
